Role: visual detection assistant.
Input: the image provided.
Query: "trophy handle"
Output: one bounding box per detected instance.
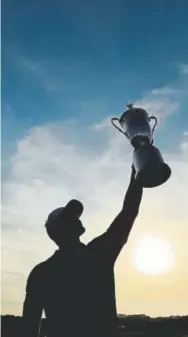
[111,117,128,138]
[149,116,158,139]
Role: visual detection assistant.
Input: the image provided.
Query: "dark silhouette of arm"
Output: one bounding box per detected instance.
[22,265,43,337]
[89,167,143,263]
[107,166,143,259]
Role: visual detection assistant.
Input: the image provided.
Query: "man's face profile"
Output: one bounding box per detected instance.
[45,200,85,244]
[51,212,85,244]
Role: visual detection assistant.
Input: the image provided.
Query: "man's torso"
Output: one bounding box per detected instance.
[33,242,118,337]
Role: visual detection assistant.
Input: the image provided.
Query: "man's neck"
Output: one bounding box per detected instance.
[58,240,83,252]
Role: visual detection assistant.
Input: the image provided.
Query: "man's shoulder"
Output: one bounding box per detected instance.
[86,233,112,258]
[87,233,108,249]
[28,254,56,281]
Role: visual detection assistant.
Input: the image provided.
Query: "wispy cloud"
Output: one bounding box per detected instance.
[135,87,180,123]
[151,86,181,96]
[179,131,188,158]
[19,57,64,93]
[179,63,188,75]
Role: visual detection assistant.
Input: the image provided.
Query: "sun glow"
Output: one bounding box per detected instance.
[132,236,174,275]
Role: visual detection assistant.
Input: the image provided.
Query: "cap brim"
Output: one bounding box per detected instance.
[64,199,83,218]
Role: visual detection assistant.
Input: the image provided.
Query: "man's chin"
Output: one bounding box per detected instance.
[79,226,85,236]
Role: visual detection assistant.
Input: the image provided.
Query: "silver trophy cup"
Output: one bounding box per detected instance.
[111,103,171,188]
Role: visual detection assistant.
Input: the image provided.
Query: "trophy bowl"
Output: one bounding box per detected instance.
[133,145,171,188]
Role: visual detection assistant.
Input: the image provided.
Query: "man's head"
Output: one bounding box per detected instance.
[45,199,85,247]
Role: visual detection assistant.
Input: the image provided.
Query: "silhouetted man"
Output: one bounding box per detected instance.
[23,166,143,337]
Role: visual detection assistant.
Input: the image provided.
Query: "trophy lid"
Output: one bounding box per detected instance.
[120,102,148,122]
[126,102,134,109]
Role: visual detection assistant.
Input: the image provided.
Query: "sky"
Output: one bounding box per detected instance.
[1,0,188,317]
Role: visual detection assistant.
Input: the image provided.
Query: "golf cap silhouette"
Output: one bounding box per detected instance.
[45,199,83,231]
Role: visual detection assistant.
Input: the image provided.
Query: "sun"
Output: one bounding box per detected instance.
[132,236,174,275]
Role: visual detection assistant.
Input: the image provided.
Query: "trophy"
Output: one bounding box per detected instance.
[111,103,171,188]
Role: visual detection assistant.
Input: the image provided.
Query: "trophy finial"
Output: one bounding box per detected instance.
[126,102,134,109]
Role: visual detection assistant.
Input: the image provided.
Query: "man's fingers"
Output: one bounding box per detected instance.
[131,164,136,173]
[130,165,136,180]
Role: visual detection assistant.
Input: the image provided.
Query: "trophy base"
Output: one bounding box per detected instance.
[136,163,171,188]
[133,145,171,188]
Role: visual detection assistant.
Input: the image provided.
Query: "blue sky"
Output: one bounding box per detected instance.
[2,0,188,316]
[2,0,188,144]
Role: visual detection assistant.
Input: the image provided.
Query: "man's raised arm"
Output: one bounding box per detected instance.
[90,167,143,263]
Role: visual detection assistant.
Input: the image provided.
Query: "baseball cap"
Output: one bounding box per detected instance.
[45,199,83,230]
